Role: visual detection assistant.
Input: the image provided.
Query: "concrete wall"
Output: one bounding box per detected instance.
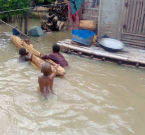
[82,0,99,22]
[98,0,124,39]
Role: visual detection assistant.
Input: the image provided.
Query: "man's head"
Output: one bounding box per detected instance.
[53,44,60,53]
[41,63,52,76]
[19,48,27,56]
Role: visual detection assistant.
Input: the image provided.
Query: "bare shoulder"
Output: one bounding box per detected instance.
[38,75,43,81]
[49,74,54,80]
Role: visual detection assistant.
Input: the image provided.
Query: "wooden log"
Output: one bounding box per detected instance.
[10,35,65,76]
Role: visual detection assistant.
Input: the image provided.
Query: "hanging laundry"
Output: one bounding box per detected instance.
[68,0,84,30]
[69,0,84,15]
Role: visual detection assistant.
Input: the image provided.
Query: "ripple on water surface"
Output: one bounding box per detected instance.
[0,30,145,135]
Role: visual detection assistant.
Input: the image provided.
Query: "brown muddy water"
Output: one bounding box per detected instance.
[0,19,145,135]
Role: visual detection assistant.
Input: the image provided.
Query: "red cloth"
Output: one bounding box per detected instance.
[42,53,68,67]
[68,2,76,21]
[68,1,83,29]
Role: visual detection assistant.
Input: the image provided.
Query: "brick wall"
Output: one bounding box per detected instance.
[82,0,99,22]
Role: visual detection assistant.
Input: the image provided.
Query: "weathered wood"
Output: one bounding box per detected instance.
[136,1,142,33]
[121,33,145,41]
[123,0,129,33]
[130,0,136,33]
[127,0,132,32]
[139,1,144,33]
[122,39,145,46]
[11,35,65,76]
[133,1,140,33]
[125,0,130,33]
[24,13,28,34]
[57,39,145,68]
[121,0,145,47]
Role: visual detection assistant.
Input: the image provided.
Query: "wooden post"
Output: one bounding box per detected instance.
[24,13,28,35]
[118,60,122,65]
[102,57,106,61]
[90,54,94,59]
[78,51,82,56]
[136,62,139,68]
[18,16,23,34]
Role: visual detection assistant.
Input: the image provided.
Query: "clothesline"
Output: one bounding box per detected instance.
[0,2,68,14]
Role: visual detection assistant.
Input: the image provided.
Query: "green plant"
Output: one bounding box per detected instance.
[0,0,55,18]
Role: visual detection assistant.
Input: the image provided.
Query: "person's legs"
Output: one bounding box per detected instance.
[74,4,83,29]
[68,2,73,30]
[74,12,79,29]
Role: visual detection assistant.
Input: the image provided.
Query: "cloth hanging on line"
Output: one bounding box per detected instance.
[69,0,84,15]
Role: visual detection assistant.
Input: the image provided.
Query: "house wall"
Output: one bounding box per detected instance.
[82,0,99,22]
[98,0,124,39]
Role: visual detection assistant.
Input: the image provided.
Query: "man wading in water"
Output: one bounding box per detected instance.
[19,48,32,62]
[41,44,68,68]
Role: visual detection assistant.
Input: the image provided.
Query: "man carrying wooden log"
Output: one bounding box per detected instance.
[41,44,68,68]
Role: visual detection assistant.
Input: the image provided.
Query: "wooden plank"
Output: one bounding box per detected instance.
[123,0,130,33]
[121,34,145,41]
[122,32,145,38]
[136,1,140,33]
[130,0,136,33]
[133,1,140,33]
[125,0,131,32]
[122,41,145,47]
[139,1,145,33]
[127,0,134,32]
[122,37,145,44]
[122,39,145,46]
[57,40,145,67]
[143,15,145,34]
[136,1,143,33]
[58,42,129,60]
[136,0,143,33]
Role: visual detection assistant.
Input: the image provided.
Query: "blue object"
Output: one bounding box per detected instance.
[28,26,44,37]
[72,29,95,46]
[12,27,20,35]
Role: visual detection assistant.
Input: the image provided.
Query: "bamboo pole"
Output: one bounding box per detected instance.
[10,35,65,76]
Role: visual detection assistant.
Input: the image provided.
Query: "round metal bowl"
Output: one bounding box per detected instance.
[99,38,125,52]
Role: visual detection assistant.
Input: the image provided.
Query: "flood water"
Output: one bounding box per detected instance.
[0,19,145,135]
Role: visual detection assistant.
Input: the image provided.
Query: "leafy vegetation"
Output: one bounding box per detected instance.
[0,0,55,33]
[0,0,55,18]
